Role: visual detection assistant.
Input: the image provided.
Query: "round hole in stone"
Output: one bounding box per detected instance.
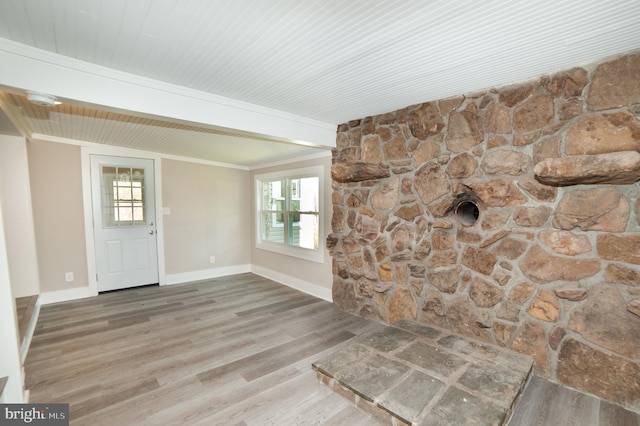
[455,200,480,226]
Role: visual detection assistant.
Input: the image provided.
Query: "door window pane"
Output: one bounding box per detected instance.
[101,165,146,227]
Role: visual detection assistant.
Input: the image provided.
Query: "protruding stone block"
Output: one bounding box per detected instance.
[331,162,390,183]
[535,151,640,186]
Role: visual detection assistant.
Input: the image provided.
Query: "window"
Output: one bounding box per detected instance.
[255,166,323,262]
[100,166,147,227]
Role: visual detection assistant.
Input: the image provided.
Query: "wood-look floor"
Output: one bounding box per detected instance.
[508,375,639,426]
[25,274,381,425]
[25,274,639,425]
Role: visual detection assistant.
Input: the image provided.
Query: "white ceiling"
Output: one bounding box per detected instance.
[0,0,639,168]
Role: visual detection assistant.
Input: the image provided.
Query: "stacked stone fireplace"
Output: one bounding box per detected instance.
[328,52,640,411]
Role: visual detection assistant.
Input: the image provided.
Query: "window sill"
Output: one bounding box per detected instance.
[256,241,324,263]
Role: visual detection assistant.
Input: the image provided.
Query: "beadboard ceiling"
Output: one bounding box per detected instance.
[0,0,639,168]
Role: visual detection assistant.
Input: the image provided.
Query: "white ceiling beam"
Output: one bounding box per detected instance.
[0,38,337,149]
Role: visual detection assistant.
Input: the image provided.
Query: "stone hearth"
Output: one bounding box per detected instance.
[328,51,640,411]
[312,320,533,425]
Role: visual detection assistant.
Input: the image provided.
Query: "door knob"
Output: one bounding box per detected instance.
[149,230,155,235]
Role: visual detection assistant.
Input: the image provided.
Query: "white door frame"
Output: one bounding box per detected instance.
[90,155,158,291]
[81,144,167,297]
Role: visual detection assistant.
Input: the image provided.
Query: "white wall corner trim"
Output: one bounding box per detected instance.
[165,264,252,286]
[250,265,332,302]
[39,286,97,305]
[0,38,337,148]
[19,300,40,365]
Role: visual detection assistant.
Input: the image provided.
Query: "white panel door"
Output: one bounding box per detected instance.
[91,155,159,292]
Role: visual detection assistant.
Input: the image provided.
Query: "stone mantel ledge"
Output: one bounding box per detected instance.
[331,162,391,183]
[534,151,640,186]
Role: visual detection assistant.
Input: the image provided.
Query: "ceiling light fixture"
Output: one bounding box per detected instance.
[26,91,60,107]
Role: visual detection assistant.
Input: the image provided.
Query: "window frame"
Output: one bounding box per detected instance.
[100,165,148,228]
[255,166,324,263]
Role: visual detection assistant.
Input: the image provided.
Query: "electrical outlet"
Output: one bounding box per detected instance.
[65,272,74,282]
[209,256,216,264]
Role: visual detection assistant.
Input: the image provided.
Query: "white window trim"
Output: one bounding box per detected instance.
[255,165,324,263]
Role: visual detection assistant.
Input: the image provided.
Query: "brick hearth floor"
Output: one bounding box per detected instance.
[312,320,533,425]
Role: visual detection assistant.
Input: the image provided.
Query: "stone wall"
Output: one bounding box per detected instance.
[328,52,640,411]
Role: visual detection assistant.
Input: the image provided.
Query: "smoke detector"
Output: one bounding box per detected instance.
[26,91,59,107]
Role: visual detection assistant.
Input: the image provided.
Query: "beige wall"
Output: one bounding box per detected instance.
[162,159,251,274]
[0,135,40,297]
[27,139,88,292]
[21,138,327,295]
[250,155,333,292]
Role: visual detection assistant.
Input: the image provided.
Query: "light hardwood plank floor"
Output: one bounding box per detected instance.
[25,274,382,425]
[508,375,640,426]
[26,273,640,425]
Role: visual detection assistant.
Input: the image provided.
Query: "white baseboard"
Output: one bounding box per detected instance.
[39,286,97,305]
[250,265,332,302]
[164,264,252,285]
[37,264,333,303]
